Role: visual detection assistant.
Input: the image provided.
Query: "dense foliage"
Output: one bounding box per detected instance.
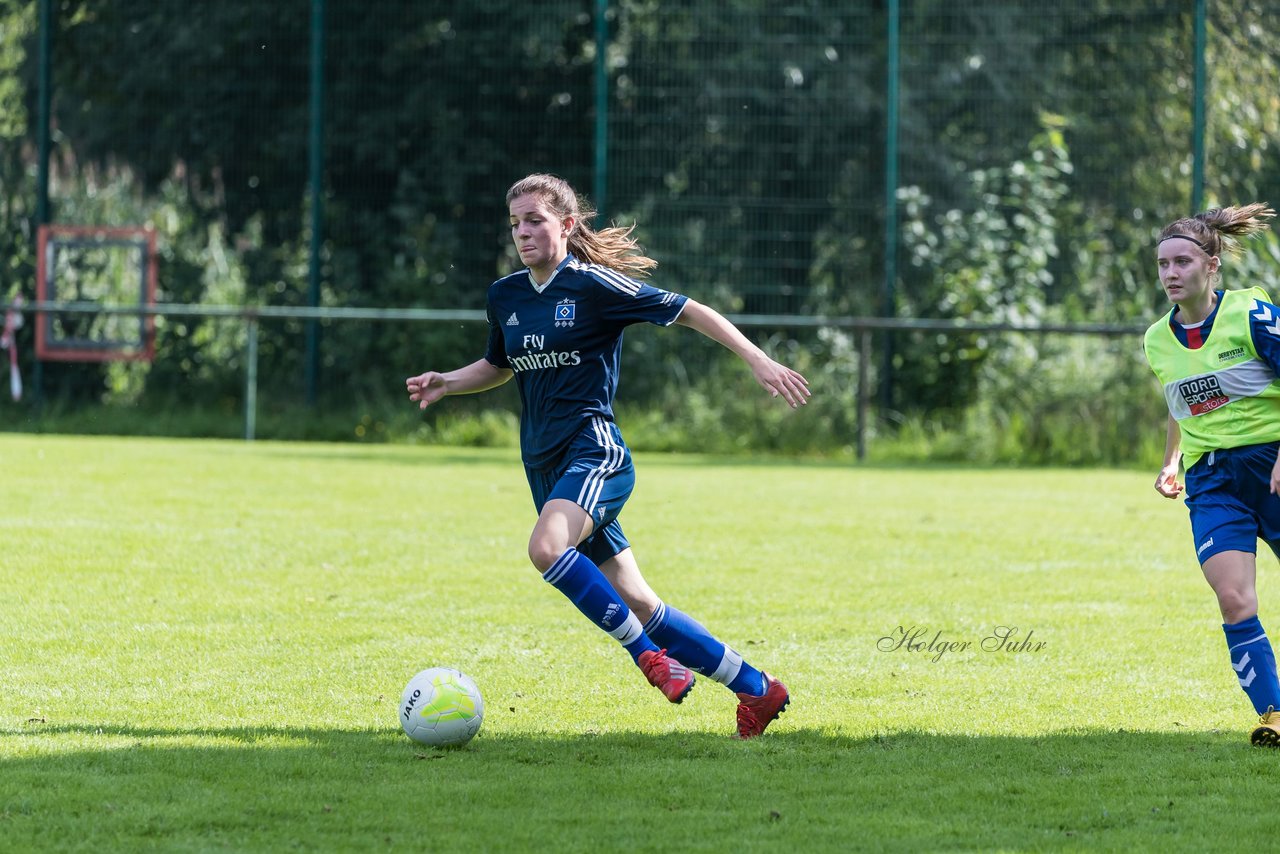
[2,1,1279,461]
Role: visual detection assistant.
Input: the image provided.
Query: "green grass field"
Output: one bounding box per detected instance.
[1,433,1275,851]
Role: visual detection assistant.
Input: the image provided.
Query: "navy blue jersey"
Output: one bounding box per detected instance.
[1170,289,1280,372]
[484,255,688,469]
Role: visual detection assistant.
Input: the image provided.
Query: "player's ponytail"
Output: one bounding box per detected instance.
[506,174,658,278]
[1158,203,1276,257]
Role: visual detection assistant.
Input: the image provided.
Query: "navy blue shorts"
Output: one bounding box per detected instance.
[525,417,635,566]
[1184,442,1280,564]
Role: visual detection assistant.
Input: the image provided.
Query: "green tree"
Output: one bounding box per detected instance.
[0,0,35,305]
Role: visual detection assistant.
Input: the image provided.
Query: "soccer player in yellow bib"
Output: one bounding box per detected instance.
[1144,203,1280,745]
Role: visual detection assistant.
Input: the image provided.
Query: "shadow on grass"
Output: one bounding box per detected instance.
[249,444,900,473]
[248,444,520,468]
[0,723,1271,850]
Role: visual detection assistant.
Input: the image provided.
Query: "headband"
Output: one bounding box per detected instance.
[1157,233,1207,249]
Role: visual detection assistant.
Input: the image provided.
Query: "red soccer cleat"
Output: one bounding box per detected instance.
[638,649,696,704]
[735,673,790,738]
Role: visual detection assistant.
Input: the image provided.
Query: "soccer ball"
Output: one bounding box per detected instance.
[398,667,484,747]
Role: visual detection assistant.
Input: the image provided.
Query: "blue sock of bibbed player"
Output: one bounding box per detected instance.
[643,601,767,696]
[543,548,658,662]
[1224,615,1280,714]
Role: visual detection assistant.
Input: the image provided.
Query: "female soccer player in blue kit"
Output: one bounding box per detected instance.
[406,174,810,738]
[1143,202,1280,745]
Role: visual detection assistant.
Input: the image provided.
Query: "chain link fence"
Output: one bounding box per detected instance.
[3,0,1278,459]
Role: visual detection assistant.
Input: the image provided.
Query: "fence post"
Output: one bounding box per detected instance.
[1191,0,1206,212]
[33,0,53,404]
[305,0,325,406]
[245,316,259,441]
[857,328,870,461]
[593,0,609,220]
[881,0,900,418]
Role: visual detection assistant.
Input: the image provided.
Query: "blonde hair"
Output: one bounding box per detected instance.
[506,174,657,277]
[1158,203,1276,258]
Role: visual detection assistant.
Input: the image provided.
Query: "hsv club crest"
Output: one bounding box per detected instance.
[555,298,576,328]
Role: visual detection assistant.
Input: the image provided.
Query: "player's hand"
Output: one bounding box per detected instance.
[406,372,448,410]
[1154,464,1183,499]
[1270,456,1280,495]
[751,357,810,409]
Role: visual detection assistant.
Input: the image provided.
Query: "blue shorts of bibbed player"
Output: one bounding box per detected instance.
[525,417,635,567]
[1185,441,1280,564]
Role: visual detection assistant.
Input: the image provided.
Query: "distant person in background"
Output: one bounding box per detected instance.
[1144,202,1280,745]
[406,173,809,738]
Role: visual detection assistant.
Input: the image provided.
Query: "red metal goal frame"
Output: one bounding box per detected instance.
[35,224,158,362]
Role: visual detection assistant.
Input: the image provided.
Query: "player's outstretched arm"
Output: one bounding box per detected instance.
[1155,412,1183,499]
[406,359,513,410]
[674,299,810,408]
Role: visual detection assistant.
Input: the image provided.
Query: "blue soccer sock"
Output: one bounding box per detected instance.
[543,548,658,662]
[643,601,767,696]
[1223,615,1280,715]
